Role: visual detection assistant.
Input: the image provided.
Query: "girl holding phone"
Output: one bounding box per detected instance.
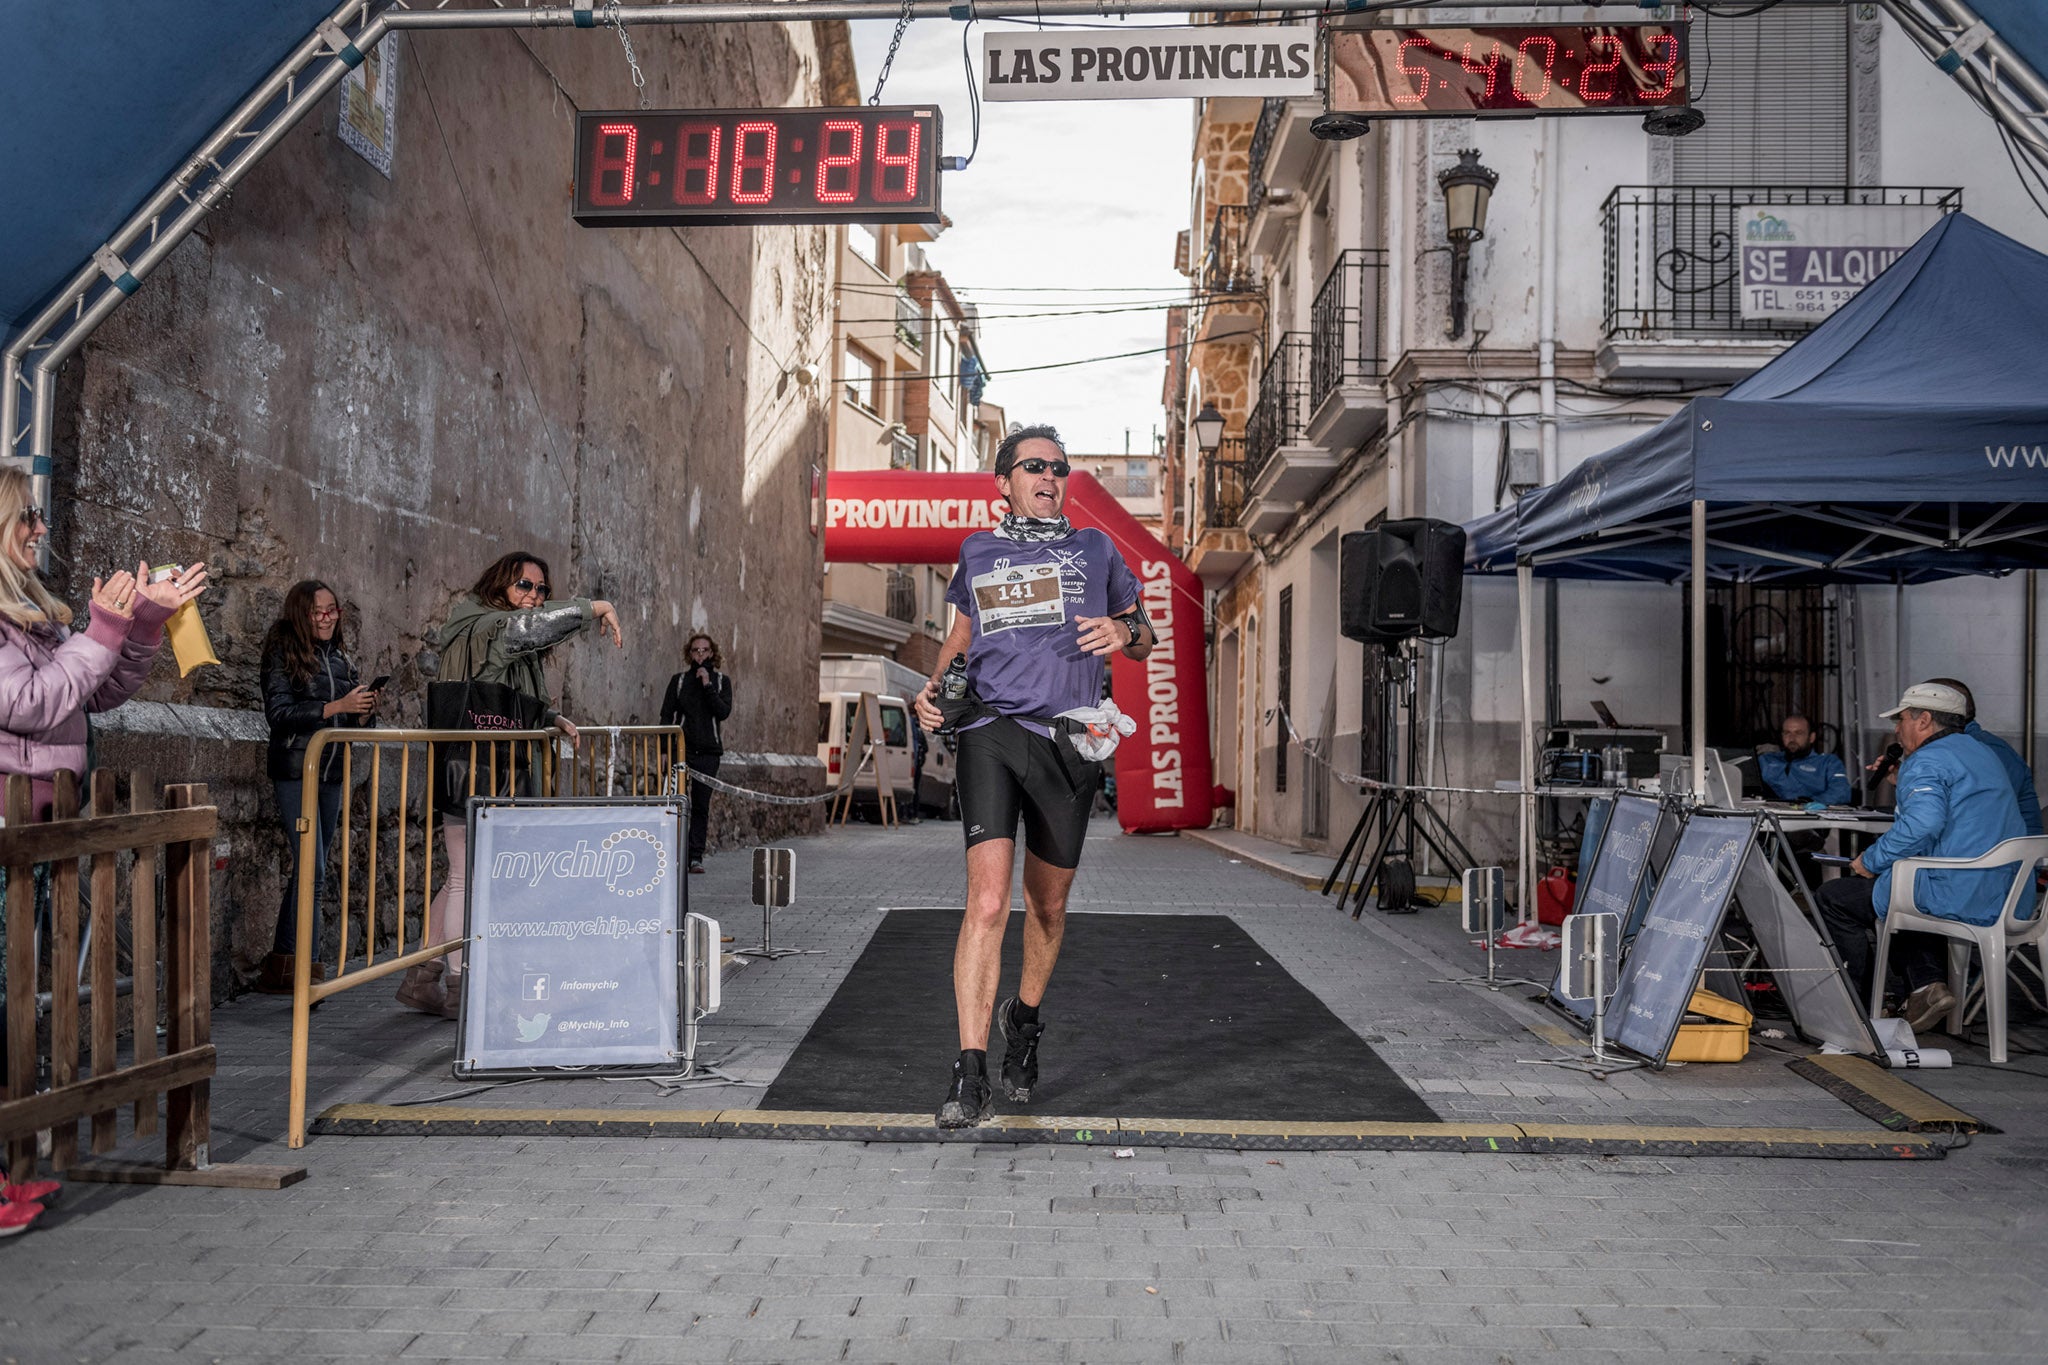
[258,579,379,993]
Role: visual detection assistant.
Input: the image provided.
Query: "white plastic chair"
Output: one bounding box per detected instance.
[1871,834,2048,1064]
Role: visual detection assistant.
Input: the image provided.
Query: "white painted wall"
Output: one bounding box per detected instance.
[1881,25,2048,253]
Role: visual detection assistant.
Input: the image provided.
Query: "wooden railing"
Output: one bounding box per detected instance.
[0,771,301,1189]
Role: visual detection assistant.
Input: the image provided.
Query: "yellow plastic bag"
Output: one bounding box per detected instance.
[166,600,219,676]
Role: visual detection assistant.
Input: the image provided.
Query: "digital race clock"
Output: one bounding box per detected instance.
[1329,24,1689,117]
[572,107,943,228]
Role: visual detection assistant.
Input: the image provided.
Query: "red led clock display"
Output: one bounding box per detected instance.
[573,107,943,227]
[1330,24,1689,117]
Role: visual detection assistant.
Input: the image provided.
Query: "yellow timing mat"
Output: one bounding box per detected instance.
[311,1103,1953,1160]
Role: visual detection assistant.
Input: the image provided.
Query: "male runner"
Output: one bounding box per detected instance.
[914,425,1155,1128]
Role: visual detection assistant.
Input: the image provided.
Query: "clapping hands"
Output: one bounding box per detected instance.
[135,561,208,612]
[90,570,139,620]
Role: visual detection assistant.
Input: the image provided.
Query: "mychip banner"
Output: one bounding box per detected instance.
[982,27,1315,102]
[457,799,686,1076]
[1737,204,1941,322]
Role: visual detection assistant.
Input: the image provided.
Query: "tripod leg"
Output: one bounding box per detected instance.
[1353,802,1406,919]
[1322,799,1370,897]
[1343,802,1392,916]
[1416,799,1481,873]
[1335,796,1381,916]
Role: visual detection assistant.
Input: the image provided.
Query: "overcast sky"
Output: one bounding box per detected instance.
[848,19,1194,459]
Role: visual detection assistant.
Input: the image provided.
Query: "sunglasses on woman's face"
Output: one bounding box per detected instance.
[1010,458,1070,478]
[16,507,46,529]
[514,577,549,596]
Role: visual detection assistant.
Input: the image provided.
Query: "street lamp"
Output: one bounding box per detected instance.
[1191,401,1226,455]
[1437,148,1498,341]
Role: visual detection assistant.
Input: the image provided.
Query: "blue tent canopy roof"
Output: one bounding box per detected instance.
[0,2,339,348]
[1469,214,2048,584]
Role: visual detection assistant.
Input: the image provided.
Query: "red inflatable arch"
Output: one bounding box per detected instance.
[822,471,1213,834]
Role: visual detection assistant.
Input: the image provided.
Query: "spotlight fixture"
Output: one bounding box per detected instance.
[1643,105,1706,138]
[1310,111,1371,142]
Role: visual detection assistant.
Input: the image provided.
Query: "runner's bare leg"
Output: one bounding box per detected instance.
[955,838,1018,1049]
[1018,851,1075,1009]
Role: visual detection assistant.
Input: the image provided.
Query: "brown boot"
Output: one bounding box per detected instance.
[437,970,466,1021]
[395,960,447,1014]
[256,953,295,995]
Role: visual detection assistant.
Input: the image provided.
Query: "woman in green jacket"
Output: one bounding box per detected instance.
[397,550,624,1016]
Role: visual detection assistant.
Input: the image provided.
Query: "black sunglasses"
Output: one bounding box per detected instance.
[1009,458,1071,478]
[16,507,46,528]
[514,577,550,596]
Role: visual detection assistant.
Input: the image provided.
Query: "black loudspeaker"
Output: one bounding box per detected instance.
[1340,519,1467,642]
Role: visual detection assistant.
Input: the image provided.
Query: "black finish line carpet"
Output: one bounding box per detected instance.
[756,908,1439,1123]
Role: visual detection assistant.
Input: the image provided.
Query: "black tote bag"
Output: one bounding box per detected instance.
[427,619,550,813]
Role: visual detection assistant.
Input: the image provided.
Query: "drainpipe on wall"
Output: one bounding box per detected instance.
[1384,121,1406,520]
[1537,119,1562,736]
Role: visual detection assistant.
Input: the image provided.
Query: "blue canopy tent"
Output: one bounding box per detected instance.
[1495,213,2048,584]
[1463,212,2048,906]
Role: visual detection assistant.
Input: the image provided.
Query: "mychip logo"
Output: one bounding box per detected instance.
[489,829,668,899]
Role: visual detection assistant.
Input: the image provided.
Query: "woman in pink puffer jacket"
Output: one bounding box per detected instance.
[0,467,209,1234]
[0,469,208,822]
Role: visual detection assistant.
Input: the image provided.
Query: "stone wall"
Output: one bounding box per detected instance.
[45,23,846,988]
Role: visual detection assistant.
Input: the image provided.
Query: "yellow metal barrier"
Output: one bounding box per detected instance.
[285,725,686,1148]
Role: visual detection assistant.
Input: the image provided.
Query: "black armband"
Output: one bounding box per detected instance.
[1114,605,1150,646]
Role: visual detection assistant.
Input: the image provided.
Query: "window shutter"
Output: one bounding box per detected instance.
[1674,10,1849,186]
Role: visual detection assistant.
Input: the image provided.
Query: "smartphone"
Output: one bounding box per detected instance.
[366,675,392,692]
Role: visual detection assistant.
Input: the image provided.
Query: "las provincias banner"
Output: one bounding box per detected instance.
[823,470,1213,835]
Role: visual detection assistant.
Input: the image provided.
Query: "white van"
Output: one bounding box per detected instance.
[817,654,957,816]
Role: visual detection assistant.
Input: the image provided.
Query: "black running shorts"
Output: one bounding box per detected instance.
[956,717,1100,869]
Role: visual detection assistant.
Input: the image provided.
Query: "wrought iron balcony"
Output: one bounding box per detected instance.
[1202,204,1257,296]
[1248,97,1286,214]
[1244,333,1314,490]
[1187,437,1254,587]
[1203,438,1248,532]
[895,289,925,349]
[884,568,917,624]
[1309,249,1388,415]
[1601,185,1962,340]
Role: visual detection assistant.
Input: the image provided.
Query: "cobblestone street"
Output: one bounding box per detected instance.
[5,817,2046,1362]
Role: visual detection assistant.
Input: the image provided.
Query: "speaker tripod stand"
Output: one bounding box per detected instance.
[1322,639,1479,918]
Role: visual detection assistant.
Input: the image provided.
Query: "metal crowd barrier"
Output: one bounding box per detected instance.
[285,724,685,1148]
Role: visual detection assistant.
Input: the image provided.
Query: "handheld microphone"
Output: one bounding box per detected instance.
[1869,742,1904,786]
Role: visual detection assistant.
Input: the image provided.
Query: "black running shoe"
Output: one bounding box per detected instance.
[935,1065,994,1129]
[995,996,1044,1102]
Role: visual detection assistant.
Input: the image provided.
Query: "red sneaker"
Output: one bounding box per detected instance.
[3,1179,61,1207]
[0,1200,42,1238]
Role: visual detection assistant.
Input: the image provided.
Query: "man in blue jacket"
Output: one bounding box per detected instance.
[1815,682,2026,1029]
[1927,677,2042,836]
[1756,714,1851,805]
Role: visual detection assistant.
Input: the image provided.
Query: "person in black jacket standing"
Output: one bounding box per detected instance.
[258,580,378,992]
[660,632,732,873]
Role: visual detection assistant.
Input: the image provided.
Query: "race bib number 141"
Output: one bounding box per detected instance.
[972,562,1065,634]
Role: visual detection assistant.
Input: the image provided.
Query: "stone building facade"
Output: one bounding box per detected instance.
[42,22,855,989]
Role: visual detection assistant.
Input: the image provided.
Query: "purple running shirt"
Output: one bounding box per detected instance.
[944,527,1140,726]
